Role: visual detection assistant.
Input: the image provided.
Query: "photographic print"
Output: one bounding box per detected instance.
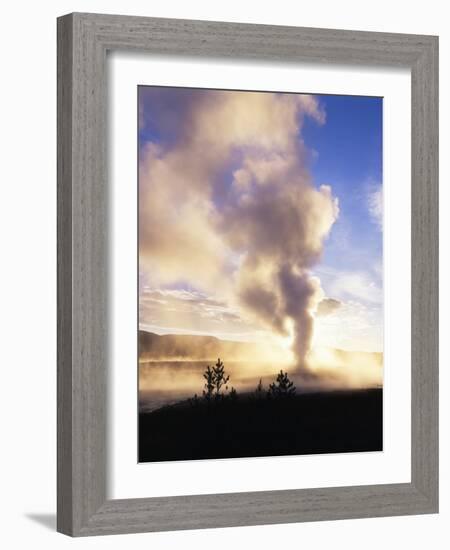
[138,86,383,462]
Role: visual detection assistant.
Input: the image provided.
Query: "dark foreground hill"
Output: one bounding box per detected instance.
[139,388,382,462]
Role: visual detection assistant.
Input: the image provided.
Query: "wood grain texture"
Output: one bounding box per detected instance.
[58,12,108,535]
[410,35,439,507]
[57,12,439,536]
[57,13,73,535]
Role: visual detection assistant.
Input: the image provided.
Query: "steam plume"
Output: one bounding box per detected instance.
[139,89,339,368]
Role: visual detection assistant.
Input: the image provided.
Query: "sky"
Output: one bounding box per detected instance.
[138,87,383,360]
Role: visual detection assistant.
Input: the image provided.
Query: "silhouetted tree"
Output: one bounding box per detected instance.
[201,359,231,401]
[229,387,238,401]
[188,393,200,407]
[255,378,264,399]
[212,358,230,399]
[268,370,296,398]
[202,365,215,401]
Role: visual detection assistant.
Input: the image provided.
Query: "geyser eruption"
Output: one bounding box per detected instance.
[139,89,339,369]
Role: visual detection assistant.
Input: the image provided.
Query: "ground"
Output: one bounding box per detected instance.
[139,388,382,462]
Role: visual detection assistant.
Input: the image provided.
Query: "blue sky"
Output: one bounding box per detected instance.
[303,95,382,280]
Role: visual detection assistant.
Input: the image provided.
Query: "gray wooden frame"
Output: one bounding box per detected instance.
[57,12,438,537]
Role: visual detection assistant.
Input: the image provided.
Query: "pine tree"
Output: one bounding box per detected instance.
[255,378,264,398]
[202,365,215,401]
[212,358,230,399]
[188,393,199,407]
[268,370,296,398]
[201,359,231,401]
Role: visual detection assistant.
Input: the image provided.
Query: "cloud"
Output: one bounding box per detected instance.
[325,270,382,305]
[313,298,382,353]
[368,184,383,229]
[139,89,338,367]
[139,287,259,340]
[316,297,342,316]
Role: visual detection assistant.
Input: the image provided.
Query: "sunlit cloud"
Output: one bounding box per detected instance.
[316,297,342,316]
[313,298,382,352]
[324,270,383,305]
[139,287,254,339]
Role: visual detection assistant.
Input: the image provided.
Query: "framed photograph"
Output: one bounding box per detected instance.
[137,85,384,463]
[57,13,438,536]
